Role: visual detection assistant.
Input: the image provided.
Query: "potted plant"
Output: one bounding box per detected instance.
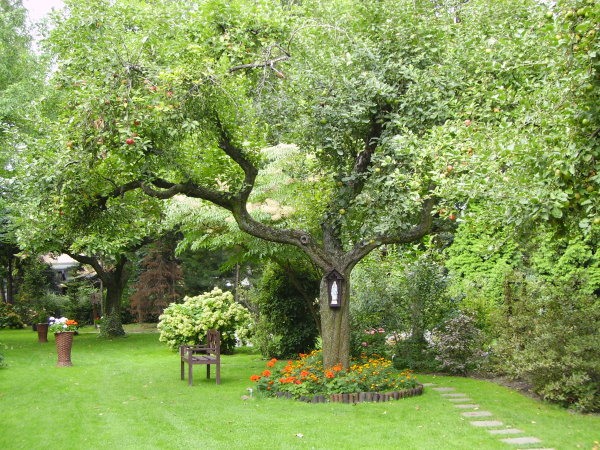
[49,317,79,366]
[33,308,50,342]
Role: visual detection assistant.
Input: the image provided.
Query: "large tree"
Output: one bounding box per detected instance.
[0,0,43,304]
[31,0,597,367]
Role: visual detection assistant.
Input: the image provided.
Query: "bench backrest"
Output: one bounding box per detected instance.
[206,329,221,354]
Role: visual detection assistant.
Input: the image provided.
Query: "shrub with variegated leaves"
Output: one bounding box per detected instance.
[157,287,253,353]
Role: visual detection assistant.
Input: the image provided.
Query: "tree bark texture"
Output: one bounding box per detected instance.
[319,275,351,369]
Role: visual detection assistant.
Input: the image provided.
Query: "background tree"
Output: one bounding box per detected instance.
[0,0,41,305]
[130,237,182,323]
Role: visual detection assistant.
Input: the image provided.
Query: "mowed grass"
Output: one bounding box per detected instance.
[1,328,598,450]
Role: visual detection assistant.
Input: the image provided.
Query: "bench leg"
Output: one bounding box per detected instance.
[216,363,221,385]
[188,362,193,386]
[181,360,185,381]
[206,364,211,380]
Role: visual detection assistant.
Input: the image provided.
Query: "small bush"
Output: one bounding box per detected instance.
[158,287,253,354]
[493,274,600,412]
[392,337,439,372]
[0,303,24,329]
[62,283,95,325]
[350,326,390,359]
[250,262,320,359]
[429,312,486,376]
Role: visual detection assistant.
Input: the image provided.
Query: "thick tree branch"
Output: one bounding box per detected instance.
[342,195,436,272]
[321,108,389,255]
[215,117,258,204]
[140,178,235,210]
[66,252,104,276]
[231,206,332,269]
[229,54,290,74]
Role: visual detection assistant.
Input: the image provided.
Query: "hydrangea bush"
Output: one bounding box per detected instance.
[158,287,253,354]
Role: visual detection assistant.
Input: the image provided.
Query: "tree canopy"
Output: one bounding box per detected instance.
[11,0,600,366]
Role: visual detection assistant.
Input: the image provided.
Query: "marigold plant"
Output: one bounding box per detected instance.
[250,350,419,398]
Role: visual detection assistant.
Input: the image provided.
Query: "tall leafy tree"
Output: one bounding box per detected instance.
[29,0,597,367]
[0,0,41,304]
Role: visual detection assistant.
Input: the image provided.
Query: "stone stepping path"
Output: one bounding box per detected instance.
[501,437,542,445]
[427,383,551,448]
[454,404,480,409]
[489,428,523,435]
[471,420,504,427]
[462,411,493,417]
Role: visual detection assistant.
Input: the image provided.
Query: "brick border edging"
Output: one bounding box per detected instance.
[273,384,424,403]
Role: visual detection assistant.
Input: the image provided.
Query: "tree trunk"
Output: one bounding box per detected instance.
[99,279,126,338]
[319,275,351,369]
[6,256,14,304]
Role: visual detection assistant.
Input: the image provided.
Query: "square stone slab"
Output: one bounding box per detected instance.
[432,387,456,392]
[500,437,542,445]
[470,420,504,427]
[441,393,469,397]
[454,404,480,409]
[462,411,493,417]
[488,428,523,435]
[448,398,472,402]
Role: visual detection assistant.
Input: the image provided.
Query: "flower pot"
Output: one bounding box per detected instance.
[55,331,75,367]
[36,323,49,343]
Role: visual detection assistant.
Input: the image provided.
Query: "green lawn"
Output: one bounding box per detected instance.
[1,328,597,450]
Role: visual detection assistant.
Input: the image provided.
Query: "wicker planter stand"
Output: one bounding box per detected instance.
[36,323,49,343]
[55,331,75,367]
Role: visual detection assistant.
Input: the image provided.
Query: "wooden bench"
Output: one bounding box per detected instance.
[180,329,221,386]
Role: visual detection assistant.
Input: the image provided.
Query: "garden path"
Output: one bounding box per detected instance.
[425,384,555,450]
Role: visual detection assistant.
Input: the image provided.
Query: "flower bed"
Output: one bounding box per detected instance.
[250,350,423,403]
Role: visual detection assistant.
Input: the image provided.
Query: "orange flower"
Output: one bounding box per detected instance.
[262,370,271,377]
[66,320,78,326]
[332,363,343,372]
[325,370,335,379]
[266,359,276,368]
[300,370,310,378]
[250,374,261,382]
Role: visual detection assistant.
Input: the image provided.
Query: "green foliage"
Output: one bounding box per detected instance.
[351,250,455,367]
[446,214,524,330]
[12,256,62,324]
[392,337,438,373]
[99,310,127,338]
[158,287,252,353]
[429,312,487,376]
[493,274,600,413]
[351,327,390,359]
[62,281,95,325]
[0,302,24,328]
[0,0,40,147]
[250,261,319,358]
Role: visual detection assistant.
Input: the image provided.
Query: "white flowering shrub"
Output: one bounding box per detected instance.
[158,287,253,353]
